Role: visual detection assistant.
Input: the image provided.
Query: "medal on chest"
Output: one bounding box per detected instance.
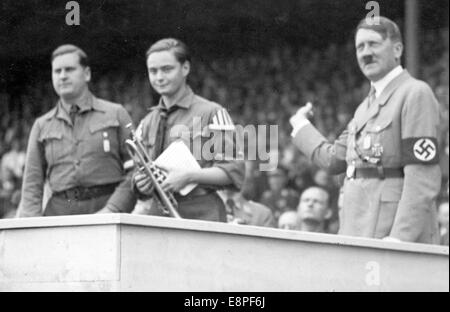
[363,135,371,150]
[346,161,356,179]
[372,143,383,157]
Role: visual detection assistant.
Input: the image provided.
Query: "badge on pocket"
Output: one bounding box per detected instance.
[346,161,356,179]
[363,135,371,149]
[103,131,110,152]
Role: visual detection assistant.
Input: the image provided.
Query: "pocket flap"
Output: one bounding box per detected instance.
[38,130,62,142]
[89,119,120,133]
[366,118,392,133]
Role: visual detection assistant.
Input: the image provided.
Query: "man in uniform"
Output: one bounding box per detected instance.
[133,38,245,222]
[17,44,136,217]
[289,17,441,244]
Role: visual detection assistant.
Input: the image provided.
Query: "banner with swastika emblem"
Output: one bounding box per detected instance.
[402,137,439,164]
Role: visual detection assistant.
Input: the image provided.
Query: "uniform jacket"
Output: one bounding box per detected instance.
[293,70,441,244]
[17,92,136,216]
[134,86,245,221]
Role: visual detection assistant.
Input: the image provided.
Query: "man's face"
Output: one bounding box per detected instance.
[297,188,330,222]
[355,28,403,82]
[146,50,189,98]
[52,52,90,99]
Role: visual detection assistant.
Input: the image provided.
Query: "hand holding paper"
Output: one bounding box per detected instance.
[154,140,201,195]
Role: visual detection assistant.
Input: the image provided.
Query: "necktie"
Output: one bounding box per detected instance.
[368,85,376,108]
[153,105,179,159]
[69,104,79,125]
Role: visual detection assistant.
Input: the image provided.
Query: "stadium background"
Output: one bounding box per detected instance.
[0,0,448,229]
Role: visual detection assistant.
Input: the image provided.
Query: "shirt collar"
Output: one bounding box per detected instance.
[55,91,100,120]
[59,90,94,114]
[372,65,403,98]
[77,91,95,112]
[157,86,194,110]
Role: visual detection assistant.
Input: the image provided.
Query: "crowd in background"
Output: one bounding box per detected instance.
[0,29,448,244]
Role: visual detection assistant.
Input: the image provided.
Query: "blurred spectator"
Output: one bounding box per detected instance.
[260,166,300,221]
[327,219,340,235]
[278,210,299,230]
[296,186,332,233]
[219,188,276,228]
[311,166,340,224]
[0,136,26,218]
[240,160,268,202]
[1,27,448,221]
[438,201,449,246]
[289,169,314,195]
[1,138,26,192]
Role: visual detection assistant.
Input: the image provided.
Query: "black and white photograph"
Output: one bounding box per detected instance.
[0,0,448,294]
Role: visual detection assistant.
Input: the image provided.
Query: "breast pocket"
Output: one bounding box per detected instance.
[359,118,393,162]
[39,130,70,165]
[88,120,120,155]
[365,118,392,147]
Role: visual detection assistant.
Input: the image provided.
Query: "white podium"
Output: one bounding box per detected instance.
[0,214,448,291]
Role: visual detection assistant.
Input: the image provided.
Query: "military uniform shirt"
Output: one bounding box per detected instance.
[18,91,135,216]
[134,86,245,221]
[292,70,441,243]
[136,86,245,191]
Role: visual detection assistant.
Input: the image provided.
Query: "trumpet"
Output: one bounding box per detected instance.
[125,123,181,218]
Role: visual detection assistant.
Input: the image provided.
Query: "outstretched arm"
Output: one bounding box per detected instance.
[290,103,347,175]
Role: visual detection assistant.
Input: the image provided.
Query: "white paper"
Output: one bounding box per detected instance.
[154,140,201,196]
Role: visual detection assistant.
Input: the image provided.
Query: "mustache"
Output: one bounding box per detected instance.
[362,56,375,65]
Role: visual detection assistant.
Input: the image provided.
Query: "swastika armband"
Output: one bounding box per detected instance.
[402,137,439,164]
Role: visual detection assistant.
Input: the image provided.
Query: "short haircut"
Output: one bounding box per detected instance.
[278,211,298,227]
[145,38,191,64]
[301,186,330,207]
[51,44,89,67]
[355,16,403,43]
